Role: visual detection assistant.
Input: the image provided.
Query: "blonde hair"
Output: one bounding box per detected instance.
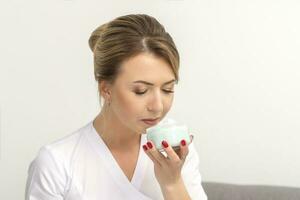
[88,14,180,104]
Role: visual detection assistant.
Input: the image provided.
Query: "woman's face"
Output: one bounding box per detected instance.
[106,53,176,134]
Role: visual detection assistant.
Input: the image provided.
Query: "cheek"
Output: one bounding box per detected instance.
[114,91,144,117]
[164,96,174,112]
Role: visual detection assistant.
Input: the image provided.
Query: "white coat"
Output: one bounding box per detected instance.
[25,118,207,200]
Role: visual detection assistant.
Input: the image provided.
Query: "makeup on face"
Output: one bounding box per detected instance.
[130,79,175,95]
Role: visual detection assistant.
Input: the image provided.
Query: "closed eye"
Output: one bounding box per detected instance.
[134,89,174,95]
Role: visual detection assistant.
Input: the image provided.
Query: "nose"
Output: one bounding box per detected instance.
[147,90,163,113]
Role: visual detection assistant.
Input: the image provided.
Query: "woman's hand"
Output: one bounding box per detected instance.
[142,135,194,187]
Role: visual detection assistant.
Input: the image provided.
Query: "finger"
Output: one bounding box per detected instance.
[161,140,180,162]
[179,139,189,161]
[145,141,166,166]
[171,135,193,158]
[142,144,161,166]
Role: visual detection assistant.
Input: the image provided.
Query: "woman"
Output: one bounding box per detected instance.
[25,14,207,200]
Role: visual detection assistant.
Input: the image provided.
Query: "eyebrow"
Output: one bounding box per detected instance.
[133,79,176,86]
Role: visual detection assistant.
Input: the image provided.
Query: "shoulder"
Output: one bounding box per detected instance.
[29,121,93,173]
[26,121,94,198]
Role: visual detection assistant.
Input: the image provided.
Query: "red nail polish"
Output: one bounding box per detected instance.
[143,144,148,151]
[147,142,153,149]
[181,140,186,146]
[162,140,169,148]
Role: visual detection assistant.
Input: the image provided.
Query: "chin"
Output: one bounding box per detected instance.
[131,123,144,135]
[139,126,147,134]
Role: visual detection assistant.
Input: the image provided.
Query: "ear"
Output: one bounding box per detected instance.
[98,80,112,101]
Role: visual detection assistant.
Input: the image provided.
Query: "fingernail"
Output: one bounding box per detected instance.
[143,144,148,151]
[162,140,169,148]
[146,142,153,149]
[181,140,186,146]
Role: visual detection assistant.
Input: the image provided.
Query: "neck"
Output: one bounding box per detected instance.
[93,111,141,152]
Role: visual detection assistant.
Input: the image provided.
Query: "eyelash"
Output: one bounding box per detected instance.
[135,90,174,96]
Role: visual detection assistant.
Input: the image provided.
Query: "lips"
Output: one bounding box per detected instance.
[142,118,160,125]
[143,117,159,121]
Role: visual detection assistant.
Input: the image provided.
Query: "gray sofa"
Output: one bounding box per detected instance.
[202,182,300,200]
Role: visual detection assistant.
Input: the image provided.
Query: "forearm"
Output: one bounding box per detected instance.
[160,177,191,200]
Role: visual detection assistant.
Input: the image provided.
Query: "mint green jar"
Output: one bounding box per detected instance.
[146,119,191,152]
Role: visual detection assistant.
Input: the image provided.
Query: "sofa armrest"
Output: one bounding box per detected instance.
[202,181,300,200]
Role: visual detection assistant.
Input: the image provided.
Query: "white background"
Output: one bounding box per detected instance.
[0,0,299,199]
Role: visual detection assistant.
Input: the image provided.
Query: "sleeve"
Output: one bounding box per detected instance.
[25,146,67,200]
[181,140,208,200]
